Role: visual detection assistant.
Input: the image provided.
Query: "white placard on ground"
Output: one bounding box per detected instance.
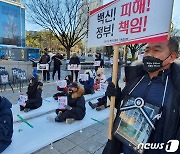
[93,61,101,66]
[56,80,67,88]
[68,64,81,70]
[58,96,68,109]
[80,74,89,81]
[88,0,173,47]
[37,63,49,70]
[100,83,108,92]
[18,94,28,107]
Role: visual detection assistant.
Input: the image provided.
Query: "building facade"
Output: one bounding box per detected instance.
[79,0,103,54]
[0,0,25,47]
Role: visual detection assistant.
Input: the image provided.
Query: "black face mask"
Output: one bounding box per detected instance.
[143,54,171,72]
[68,88,73,94]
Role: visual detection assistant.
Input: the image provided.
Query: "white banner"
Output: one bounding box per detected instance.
[80,74,89,81]
[88,0,173,47]
[58,96,68,109]
[56,80,67,88]
[37,63,49,70]
[18,94,28,107]
[68,64,81,70]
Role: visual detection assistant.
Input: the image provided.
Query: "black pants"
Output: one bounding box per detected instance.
[43,70,50,81]
[20,103,40,110]
[96,96,109,108]
[55,109,79,122]
[52,66,61,80]
[71,71,79,82]
[85,88,95,95]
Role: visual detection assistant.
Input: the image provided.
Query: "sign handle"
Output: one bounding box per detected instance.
[108,45,119,140]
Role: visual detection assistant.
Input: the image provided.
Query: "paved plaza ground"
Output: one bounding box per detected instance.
[1,66,125,154]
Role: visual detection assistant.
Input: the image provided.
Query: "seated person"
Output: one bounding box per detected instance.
[20,76,43,112]
[55,82,86,123]
[94,68,106,90]
[53,75,73,100]
[0,96,13,153]
[79,70,94,94]
[89,77,113,111]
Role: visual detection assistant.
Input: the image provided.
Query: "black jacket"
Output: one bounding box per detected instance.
[39,54,50,64]
[103,63,180,154]
[52,54,63,67]
[26,82,43,108]
[67,86,86,120]
[69,56,80,65]
[0,96,13,153]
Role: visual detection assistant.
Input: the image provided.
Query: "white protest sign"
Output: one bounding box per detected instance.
[0,75,8,83]
[56,80,67,88]
[80,74,89,81]
[68,64,81,70]
[88,0,173,47]
[58,96,68,109]
[37,63,49,70]
[100,83,108,92]
[18,94,28,107]
[93,61,101,66]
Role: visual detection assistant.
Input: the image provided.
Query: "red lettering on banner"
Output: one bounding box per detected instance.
[121,0,151,16]
[121,2,132,16]
[119,20,129,34]
[119,16,148,34]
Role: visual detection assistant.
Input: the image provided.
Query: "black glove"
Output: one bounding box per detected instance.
[106,82,116,96]
[64,105,71,110]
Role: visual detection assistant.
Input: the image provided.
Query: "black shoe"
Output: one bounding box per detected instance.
[55,111,62,122]
[88,101,96,109]
[24,108,31,112]
[96,105,105,111]
[20,106,24,111]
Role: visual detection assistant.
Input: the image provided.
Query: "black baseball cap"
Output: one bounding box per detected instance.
[69,82,78,88]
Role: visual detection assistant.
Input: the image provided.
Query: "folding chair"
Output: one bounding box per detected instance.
[0,70,14,92]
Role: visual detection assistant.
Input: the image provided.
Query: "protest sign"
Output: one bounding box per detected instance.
[80,74,89,81]
[37,63,49,70]
[93,61,101,66]
[67,64,81,70]
[100,83,108,92]
[18,94,28,107]
[58,96,68,109]
[0,75,8,83]
[88,0,173,47]
[56,80,67,88]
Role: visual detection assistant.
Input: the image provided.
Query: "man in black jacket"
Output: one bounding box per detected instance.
[103,37,180,154]
[69,53,80,82]
[52,53,63,80]
[39,48,51,82]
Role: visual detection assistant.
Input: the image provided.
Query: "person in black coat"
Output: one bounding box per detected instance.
[52,53,63,80]
[95,53,104,72]
[103,37,180,154]
[69,53,80,82]
[39,48,51,82]
[55,82,86,122]
[0,96,13,153]
[20,76,43,112]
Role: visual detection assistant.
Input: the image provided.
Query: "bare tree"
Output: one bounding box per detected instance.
[127,44,146,61]
[26,0,88,59]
